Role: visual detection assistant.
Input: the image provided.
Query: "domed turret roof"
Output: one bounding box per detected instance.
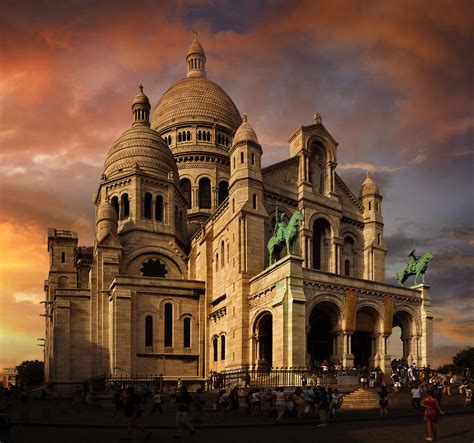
[97,199,117,223]
[103,126,178,182]
[151,35,241,133]
[360,172,379,196]
[103,87,178,184]
[132,84,150,107]
[187,34,205,57]
[233,114,259,145]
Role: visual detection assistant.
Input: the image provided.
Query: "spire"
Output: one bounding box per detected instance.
[131,84,151,127]
[186,33,207,78]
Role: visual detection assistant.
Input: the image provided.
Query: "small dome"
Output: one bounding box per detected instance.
[233,114,259,145]
[103,126,178,183]
[360,172,379,196]
[187,34,205,57]
[97,199,117,223]
[132,84,150,107]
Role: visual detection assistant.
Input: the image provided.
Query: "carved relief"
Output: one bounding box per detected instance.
[344,289,357,331]
[383,296,394,334]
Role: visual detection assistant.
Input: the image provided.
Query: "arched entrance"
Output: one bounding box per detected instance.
[392,310,415,363]
[254,312,272,370]
[307,301,340,368]
[352,306,380,368]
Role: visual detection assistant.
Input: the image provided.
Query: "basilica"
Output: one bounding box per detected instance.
[43,36,433,384]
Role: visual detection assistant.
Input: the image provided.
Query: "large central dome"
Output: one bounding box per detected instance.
[151,34,241,133]
[151,76,241,132]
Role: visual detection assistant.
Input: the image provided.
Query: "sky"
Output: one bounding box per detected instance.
[0,0,473,370]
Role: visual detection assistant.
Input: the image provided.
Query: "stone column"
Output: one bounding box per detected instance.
[416,284,433,366]
[342,331,354,368]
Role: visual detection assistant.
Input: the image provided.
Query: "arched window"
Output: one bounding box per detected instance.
[232,198,235,213]
[221,241,225,268]
[187,130,191,141]
[183,317,191,348]
[368,201,372,211]
[376,201,379,212]
[198,177,211,209]
[233,157,235,170]
[221,335,226,360]
[144,193,152,219]
[121,194,130,219]
[251,153,255,165]
[344,259,350,276]
[58,276,68,288]
[155,195,163,221]
[164,303,173,347]
[145,315,153,347]
[225,137,229,146]
[218,134,222,144]
[61,251,66,263]
[213,336,218,362]
[252,193,257,209]
[111,196,119,219]
[180,178,191,208]
[198,130,201,141]
[215,253,219,272]
[313,219,331,270]
[217,181,228,205]
[241,151,244,163]
[207,131,211,142]
[178,132,182,142]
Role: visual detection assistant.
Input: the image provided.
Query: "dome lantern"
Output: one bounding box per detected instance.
[186,33,207,78]
[132,84,151,127]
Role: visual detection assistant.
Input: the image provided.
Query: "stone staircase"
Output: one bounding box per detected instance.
[342,388,466,410]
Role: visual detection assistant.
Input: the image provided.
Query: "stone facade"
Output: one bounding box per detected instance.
[44,36,433,383]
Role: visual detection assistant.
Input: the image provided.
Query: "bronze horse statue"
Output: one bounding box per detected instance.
[267,209,304,266]
[396,251,433,286]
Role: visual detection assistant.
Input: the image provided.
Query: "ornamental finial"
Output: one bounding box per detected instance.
[139,83,144,93]
[314,112,322,124]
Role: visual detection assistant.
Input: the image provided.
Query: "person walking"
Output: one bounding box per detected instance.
[330,388,343,418]
[316,387,330,427]
[230,386,240,411]
[421,389,444,441]
[151,390,163,415]
[304,385,315,414]
[378,386,389,417]
[411,384,422,413]
[250,389,261,416]
[275,387,286,423]
[464,385,472,407]
[292,387,305,419]
[191,388,205,422]
[120,387,152,441]
[174,404,195,438]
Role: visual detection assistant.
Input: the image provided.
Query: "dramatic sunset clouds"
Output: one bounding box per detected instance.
[1,0,473,369]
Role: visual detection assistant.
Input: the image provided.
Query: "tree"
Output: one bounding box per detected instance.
[452,347,474,373]
[16,360,44,387]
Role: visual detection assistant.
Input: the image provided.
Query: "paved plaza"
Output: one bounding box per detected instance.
[1,413,473,443]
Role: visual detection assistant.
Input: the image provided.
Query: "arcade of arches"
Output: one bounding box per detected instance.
[252,301,420,371]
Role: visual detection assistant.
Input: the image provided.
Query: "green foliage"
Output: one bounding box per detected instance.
[452,347,474,372]
[16,360,44,387]
[437,363,454,374]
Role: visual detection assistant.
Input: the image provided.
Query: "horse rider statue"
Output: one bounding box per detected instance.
[273,207,288,244]
[267,206,304,266]
[396,249,433,287]
[406,249,418,274]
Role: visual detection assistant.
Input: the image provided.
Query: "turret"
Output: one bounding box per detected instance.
[186,33,206,78]
[359,172,385,281]
[96,198,119,243]
[229,114,264,212]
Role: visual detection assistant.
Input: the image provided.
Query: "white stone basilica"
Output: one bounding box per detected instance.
[43,36,433,384]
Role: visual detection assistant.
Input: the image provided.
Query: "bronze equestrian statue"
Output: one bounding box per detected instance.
[396,249,433,286]
[267,208,304,266]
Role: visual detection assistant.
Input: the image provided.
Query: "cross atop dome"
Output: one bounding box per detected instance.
[186,33,207,78]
